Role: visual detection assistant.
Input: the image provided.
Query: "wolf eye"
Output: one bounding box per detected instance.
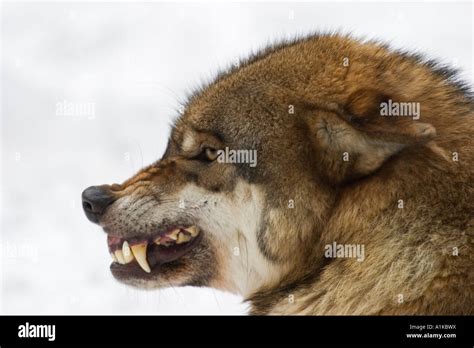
[191,147,219,162]
[204,147,219,161]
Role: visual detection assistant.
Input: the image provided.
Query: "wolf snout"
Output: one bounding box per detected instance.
[81,185,117,223]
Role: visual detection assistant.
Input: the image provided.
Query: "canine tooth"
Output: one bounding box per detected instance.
[177,232,192,244]
[131,243,151,273]
[110,252,118,262]
[114,250,125,264]
[168,229,180,240]
[122,241,134,263]
[185,226,199,237]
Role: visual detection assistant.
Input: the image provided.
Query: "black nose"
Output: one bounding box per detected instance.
[82,185,116,223]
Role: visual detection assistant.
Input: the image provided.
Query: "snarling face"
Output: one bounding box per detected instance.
[82,50,437,298]
[81,83,326,297]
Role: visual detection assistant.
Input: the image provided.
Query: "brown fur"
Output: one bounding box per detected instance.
[89,33,473,314]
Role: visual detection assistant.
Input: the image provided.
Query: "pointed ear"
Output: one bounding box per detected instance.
[343,88,436,145]
[312,88,436,182]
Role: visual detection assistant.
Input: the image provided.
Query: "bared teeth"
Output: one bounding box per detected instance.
[177,232,192,244]
[168,229,180,240]
[110,252,118,263]
[131,243,151,273]
[108,226,200,267]
[114,250,126,264]
[185,226,199,237]
[122,241,134,264]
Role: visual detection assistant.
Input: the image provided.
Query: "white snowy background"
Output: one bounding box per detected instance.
[1,1,472,314]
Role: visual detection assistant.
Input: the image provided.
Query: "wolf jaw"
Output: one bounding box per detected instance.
[108,226,201,273]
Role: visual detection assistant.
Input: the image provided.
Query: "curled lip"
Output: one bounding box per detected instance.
[106,225,202,274]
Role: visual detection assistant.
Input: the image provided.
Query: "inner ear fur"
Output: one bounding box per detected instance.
[343,88,436,145]
[306,88,437,183]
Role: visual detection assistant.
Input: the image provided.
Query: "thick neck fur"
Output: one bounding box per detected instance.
[248,138,473,314]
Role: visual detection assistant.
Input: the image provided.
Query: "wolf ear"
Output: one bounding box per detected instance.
[343,88,436,145]
[314,88,436,182]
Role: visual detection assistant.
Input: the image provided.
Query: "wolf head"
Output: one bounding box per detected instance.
[82,34,469,304]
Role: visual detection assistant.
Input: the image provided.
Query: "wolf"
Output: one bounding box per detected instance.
[82,33,473,315]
